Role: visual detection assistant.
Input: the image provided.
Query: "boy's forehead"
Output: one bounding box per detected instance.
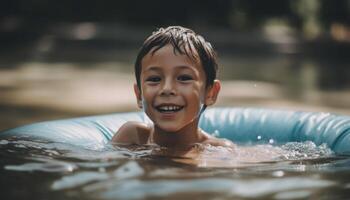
[143,48,193,69]
[142,44,201,66]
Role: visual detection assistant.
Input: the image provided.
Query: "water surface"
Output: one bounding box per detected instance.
[1,138,350,200]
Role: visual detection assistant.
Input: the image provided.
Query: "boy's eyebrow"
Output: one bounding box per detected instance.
[144,65,197,72]
[143,66,161,72]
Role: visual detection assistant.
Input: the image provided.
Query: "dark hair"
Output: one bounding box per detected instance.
[134,26,218,89]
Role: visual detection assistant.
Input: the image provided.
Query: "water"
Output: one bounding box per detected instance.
[1,138,350,200]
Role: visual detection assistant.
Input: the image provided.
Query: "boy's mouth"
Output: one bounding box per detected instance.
[155,105,184,113]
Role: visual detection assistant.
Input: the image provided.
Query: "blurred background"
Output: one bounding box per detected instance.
[0,0,349,131]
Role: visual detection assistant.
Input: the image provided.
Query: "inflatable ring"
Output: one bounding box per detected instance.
[1,107,350,154]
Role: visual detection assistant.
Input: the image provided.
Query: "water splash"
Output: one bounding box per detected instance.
[280,141,333,160]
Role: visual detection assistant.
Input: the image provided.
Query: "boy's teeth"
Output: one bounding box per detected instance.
[158,106,181,111]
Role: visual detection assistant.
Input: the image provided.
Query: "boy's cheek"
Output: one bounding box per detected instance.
[142,86,157,95]
[181,85,203,95]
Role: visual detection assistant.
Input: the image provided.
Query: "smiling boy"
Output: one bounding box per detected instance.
[112,26,234,151]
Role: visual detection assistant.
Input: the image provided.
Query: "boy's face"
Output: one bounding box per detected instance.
[134,44,220,133]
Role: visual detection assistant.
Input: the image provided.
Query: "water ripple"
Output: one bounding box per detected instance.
[5,161,76,172]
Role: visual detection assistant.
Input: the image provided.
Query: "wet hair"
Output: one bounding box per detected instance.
[134,26,219,89]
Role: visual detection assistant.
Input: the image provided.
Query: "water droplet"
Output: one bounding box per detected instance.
[269,139,274,144]
[213,130,220,137]
[257,135,262,140]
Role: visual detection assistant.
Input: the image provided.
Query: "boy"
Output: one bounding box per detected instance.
[112,26,234,154]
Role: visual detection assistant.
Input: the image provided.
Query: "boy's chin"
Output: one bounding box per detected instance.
[155,124,183,133]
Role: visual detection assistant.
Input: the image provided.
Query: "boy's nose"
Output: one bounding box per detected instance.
[160,79,176,96]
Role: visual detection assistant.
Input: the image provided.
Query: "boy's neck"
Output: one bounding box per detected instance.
[152,123,207,148]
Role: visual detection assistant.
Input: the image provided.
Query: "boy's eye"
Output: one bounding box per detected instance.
[145,76,161,82]
[177,75,193,81]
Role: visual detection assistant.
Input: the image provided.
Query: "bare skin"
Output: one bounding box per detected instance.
[112,44,235,158]
[112,122,284,168]
[112,121,235,158]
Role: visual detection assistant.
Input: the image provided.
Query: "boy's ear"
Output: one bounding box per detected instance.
[133,83,143,109]
[205,80,221,106]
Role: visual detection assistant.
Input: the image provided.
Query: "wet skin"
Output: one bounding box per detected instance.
[112,44,233,151]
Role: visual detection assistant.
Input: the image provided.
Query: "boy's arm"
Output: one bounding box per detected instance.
[111,121,151,144]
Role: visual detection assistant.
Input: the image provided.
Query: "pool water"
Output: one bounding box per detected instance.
[1,138,350,200]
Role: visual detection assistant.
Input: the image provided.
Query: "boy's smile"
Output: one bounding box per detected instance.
[135,44,208,134]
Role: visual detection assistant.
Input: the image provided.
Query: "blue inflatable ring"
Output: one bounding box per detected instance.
[1,107,350,154]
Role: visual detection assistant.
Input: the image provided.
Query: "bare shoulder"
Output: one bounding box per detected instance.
[111,121,151,144]
[203,135,236,149]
